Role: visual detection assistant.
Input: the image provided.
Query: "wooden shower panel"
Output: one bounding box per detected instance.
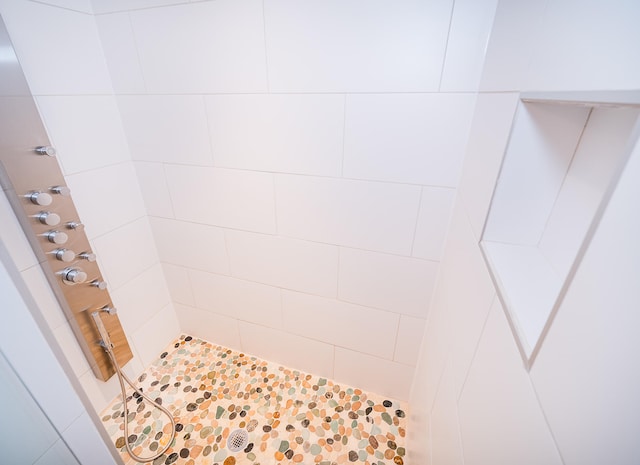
[0,19,132,381]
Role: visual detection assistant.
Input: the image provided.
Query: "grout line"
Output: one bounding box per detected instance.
[409,186,425,256]
[160,163,177,219]
[437,0,457,92]
[390,313,402,363]
[340,94,347,177]
[529,371,568,464]
[127,11,149,93]
[29,0,93,15]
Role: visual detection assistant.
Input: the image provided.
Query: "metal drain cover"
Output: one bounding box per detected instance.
[227,428,249,452]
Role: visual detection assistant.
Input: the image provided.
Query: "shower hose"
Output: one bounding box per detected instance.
[93,312,176,463]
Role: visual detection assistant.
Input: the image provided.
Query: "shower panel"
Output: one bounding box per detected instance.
[0,16,132,381]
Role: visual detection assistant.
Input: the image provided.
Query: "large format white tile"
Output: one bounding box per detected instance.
[430,359,465,465]
[165,165,276,234]
[36,96,130,176]
[134,162,175,219]
[37,0,92,13]
[51,322,91,378]
[61,412,116,465]
[264,0,452,92]
[91,0,186,14]
[338,248,438,318]
[239,321,334,379]
[412,187,456,261]
[130,0,267,93]
[440,0,498,91]
[118,95,213,166]
[20,265,66,330]
[0,191,39,271]
[206,94,344,176]
[394,315,426,366]
[458,301,562,465]
[530,136,640,465]
[149,217,230,275]
[95,12,146,94]
[175,303,242,352]
[282,290,398,360]
[0,1,112,95]
[225,230,338,297]
[334,347,413,401]
[524,0,640,91]
[162,263,194,306]
[457,93,519,239]
[65,162,146,239]
[92,217,159,291]
[479,0,548,91]
[33,439,80,465]
[343,94,477,187]
[276,175,421,255]
[190,269,283,329]
[131,303,180,367]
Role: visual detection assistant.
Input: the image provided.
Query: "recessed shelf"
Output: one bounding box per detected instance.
[481,91,640,366]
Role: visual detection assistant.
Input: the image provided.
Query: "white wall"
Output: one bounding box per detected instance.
[409,0,640,463]
[90,0,497,401]
[0,0,180,413]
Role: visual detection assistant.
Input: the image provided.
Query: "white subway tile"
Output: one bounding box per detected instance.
[343,93,477,187]
[65,163,146,240]
[92,217,159,291]
[130,303,180,367]
[394,315,426,366]
[282,290,398,360]
[95,12,146,93]
[276,175,421,255]
[239,321,334,379]
[165,165,276,234]
[0,1,112,94]
[338,248,437,319]
[111,264,171,333]
[264,0,452,92]
[206,94,344,176]
[190,269,282,329]
[440,0,499,91]
[458,302,562,465]
[175,303,242,353]
[162,263,195,306]
[457,93,519,239]
[20,265,66,330]
[149,217,230,275]
[130,0,267,93]
[225,230,338,297]
[36,96,130,176]
[118,95,213,166]
[333,347,413,401]
[134,162,175,218]
[412,187,456,261]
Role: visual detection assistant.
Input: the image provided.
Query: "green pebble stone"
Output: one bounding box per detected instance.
[381,412,392,425]
[279,440,289,453]
[143,426,151,435]
[310,444,322,455]
[216,405,225,419]
[247,453,256,460]
[358,439,368,449]
[318,378,327,386]
[397,447,406,456]
[359,450,367,461]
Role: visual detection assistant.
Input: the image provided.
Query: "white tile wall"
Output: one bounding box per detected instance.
[36,96,130,175]
[276,175,421,255]
[165,165,276,234]
[430,359,465,465]
[0,192,39,271]
[394,315,426,366]
[457,301,562,465]
[264,0,453,92]
[118,95,213,166]
[412,187,456,261]
[225,230,339,297]
[175,303,242,352]
[206,94,344,176]
[334,347,414,401]
[282,290,399,360]
[338,247,437,318]
[162,263,194,306]
[37,0,93,13]
[239,321,335,379]
[92,0,186,14]
[343,94,477,187]
[131,303,180,367]
[52,322,91,378]
[130,0,267,93]
[190,269,283,329]
[61,412,117,465]
[134,162,175,218]
[0,1,112,95]
[20,265,66,331]
[149,217,229,274]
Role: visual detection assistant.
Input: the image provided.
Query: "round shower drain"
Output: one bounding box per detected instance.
[227,428,249,452]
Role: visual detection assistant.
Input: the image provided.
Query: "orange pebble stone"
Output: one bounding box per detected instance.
[293,454,303,462]
[275,451,285,461]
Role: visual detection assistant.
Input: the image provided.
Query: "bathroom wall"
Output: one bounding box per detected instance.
[92,0,498,401]
[0,0,180,413]
[409,0,640,463]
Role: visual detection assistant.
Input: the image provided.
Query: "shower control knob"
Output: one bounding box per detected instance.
[79,251,96,262]
[66,221,84,230]
[28,191,53,206]
[36,211,61,226]
[91,280,107,290]
[50,185,71,196]
[45,230,68,245]
[54,248,76,263]
[101,306,117,315]
[35,146,56,157]
[62,268,87,285]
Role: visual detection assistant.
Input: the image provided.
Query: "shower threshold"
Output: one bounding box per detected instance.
[99,335,407,465]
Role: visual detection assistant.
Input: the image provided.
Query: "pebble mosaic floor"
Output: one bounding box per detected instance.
[100,335,408,465]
